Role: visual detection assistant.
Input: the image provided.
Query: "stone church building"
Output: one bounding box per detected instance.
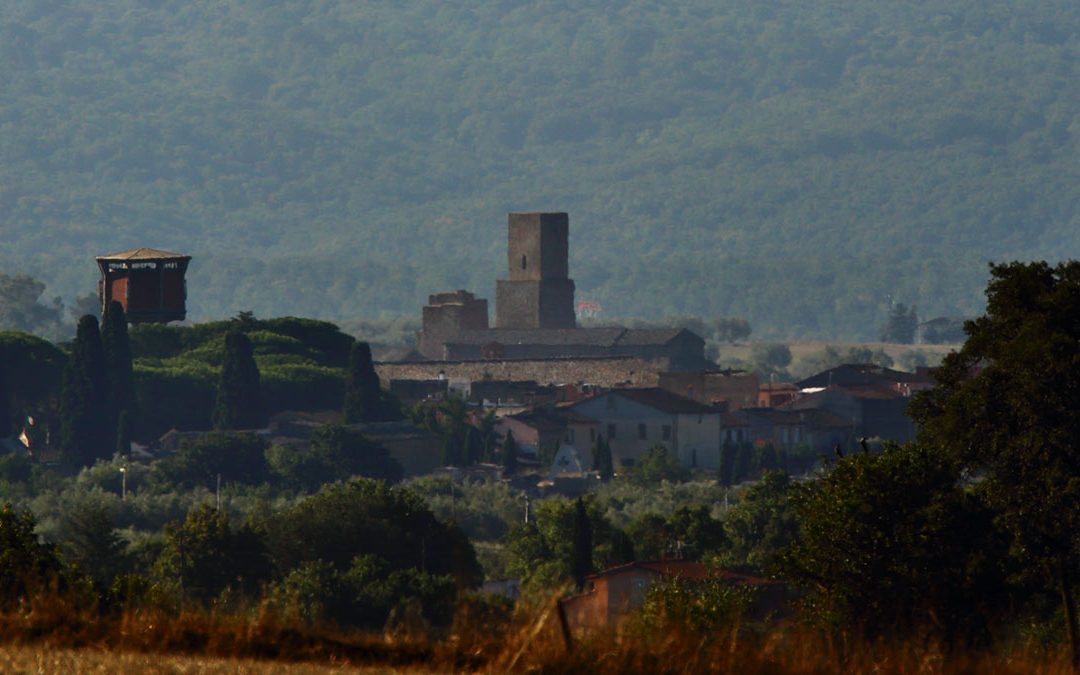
[413,212,708,371]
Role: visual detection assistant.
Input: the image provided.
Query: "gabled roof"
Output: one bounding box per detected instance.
[613,328,701,346]
[447,327,700,348]
[599,387,719,415]
[96,247,190,261]
[795,363,931,389]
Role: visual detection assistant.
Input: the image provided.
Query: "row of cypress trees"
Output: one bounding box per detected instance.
[58,302,132,465]
[211,332,395,432]
[55,307,391,467]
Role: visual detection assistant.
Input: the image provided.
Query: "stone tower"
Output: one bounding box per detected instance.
[495,212,576,329]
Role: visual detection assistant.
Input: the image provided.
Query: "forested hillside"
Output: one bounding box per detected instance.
[1,0,1078,339]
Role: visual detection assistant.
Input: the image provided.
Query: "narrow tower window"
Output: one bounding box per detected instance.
[521,254,527,270]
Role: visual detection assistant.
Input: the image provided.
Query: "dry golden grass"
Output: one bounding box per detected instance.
[0,644,391,674]
[715,340,958,368]
[0,591,1072,674]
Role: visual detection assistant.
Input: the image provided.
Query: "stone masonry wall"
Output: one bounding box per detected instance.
[376,356,667,389]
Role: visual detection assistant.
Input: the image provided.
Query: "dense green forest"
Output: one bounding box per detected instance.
[1,0,1078,339]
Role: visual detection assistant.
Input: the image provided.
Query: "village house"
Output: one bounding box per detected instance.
[560,560,783,631]
[568,388,722,470]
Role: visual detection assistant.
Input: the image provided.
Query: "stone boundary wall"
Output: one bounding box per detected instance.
[376,356,667,388]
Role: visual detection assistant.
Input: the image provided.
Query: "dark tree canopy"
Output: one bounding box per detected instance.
[910,261,1080,663]
[59,315,110,465]
[501,429,519,475]
[571,498,593,589]
[101,301,133,441]
[780,445,1009,643]
[592,434,613,481]
[880,303,918,343]
[212,331,265,430]
[343,341,382,424]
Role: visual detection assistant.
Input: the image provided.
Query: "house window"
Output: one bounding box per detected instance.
[638,423,647,440]
[725,429,732,442]
[566,428,575,443]
[662,425,672,441]
[608,423,617,439]
[521,254,527,270]
[736,429,744,442]
[589,428,596,442]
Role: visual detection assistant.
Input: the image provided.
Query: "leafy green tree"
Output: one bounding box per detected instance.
[0,503,62,605]
[629,445,690,485]
[155,504,269,603]
[722,471,798,573]
[57,499,128,590]
[592,434,614,481]
[780,445,1010,644]
[159,431,270,488]
[59,315,110,466]
[0,274,63,339]
[910,261,1080,663]
[343,341,381,423]
[212,331,265,430]
[501,429,519,476]
[627,506,726,561]
[268,425,400,490]
[101,301,133,447]
[714,317,751,343]
[0,332,64,433]
[880,303,918,343]
[750,343,792,379]
[264,478,482,590]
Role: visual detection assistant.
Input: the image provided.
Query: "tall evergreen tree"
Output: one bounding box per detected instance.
[101,301,133,449]
[502,430,519,476]
[0,365,11,438]
[442,433,464,468]
[592,435,614,481]
[571,498,593,589]
[59,315,109,465]
[343,341,384,423]
[212,331,265,430]
[115,409,130,457]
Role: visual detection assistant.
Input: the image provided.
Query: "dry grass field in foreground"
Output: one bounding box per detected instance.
[0,645,392,674]
[0,592,1073,674]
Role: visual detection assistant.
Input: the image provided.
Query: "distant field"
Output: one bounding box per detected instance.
[0,645,399,674]
[717,340,959,362]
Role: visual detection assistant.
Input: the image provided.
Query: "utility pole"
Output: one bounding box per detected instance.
[119,466,127,501]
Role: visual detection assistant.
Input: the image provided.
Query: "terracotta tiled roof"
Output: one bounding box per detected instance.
[96,247,190,261]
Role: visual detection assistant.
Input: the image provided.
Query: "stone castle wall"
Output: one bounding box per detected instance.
[376,356,667,389]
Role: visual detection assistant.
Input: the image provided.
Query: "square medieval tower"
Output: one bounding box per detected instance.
[495,212,576,329]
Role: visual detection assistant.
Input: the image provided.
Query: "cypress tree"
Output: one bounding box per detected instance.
[464,424,486,466]
[59,315,109,465]
[502,430,519,475]
[0,365,11,438]
[101,301,133,449]
[720,440,737,486]
[212,331,265,430]
[343,341,383,423]
[571,498,593,589]
[442,433,464,467]
[115,409,130,457]
[592,435,614,481]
